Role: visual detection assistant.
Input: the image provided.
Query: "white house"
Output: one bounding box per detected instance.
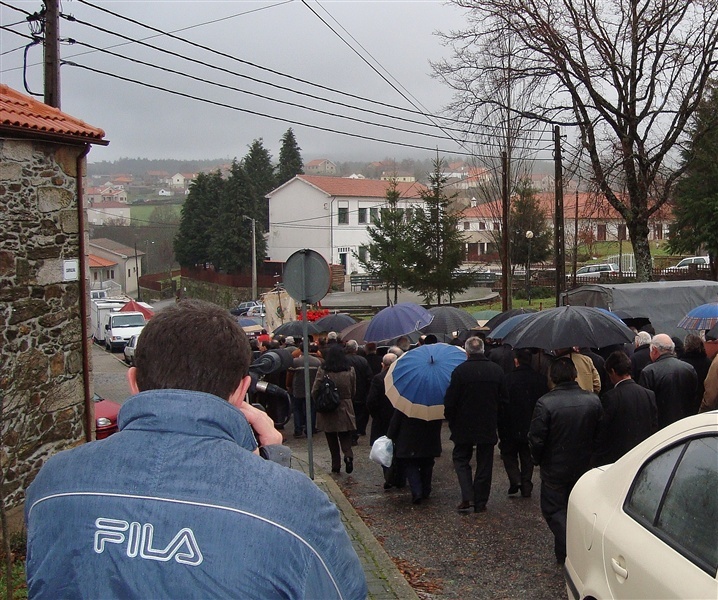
[266,175,426,274]
[88,238,143,297]
[86,200,131,226]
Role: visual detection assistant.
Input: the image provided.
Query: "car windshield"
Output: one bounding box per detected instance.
[112,314,146,327]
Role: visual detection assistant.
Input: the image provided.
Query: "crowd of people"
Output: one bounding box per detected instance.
[248,318,718,567]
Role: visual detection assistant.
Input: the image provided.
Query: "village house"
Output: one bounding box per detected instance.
[86,200,131,226]
[88,238,143,297]
[0,84,107,519]
[266,175,426,274]
[305,158,338,176]
[88,253,119,291]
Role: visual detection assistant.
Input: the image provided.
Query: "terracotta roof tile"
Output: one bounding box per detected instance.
[88,254,117,268]
[296,175,426,199]
[0,84,107,144]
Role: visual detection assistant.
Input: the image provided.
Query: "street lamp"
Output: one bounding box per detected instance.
[243,216,258,301]
[525,230,534,305]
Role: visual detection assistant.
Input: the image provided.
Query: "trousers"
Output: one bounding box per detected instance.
[452,442,494,509]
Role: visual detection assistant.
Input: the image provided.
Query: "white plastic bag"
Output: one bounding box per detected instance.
[369,435,393,468]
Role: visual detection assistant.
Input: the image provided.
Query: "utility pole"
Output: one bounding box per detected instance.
[244,216,258,300]
[554,126,565,306]
[43,0,61,108]
[501,151,510,311]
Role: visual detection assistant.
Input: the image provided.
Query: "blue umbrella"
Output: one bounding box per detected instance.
[365,302,433,343]
[384,343,466,421]
[677,302,718,330]
[488,313,534,340]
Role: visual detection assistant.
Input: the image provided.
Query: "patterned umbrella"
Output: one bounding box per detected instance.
[384,343,466,421]
[677,302,718,330]
[365,302,433,343]
[421,306,478,336]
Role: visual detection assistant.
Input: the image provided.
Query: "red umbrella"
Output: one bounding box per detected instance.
[120,299,154,320]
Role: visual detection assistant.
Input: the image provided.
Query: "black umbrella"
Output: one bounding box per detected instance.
[271,320,320,338]
[484,308,538,332]
[707,322,718,340]
[420,306,478,336]
[502,306,635,350]
[314,313,357,332]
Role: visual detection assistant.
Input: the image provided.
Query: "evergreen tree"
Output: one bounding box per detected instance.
[667,82,718,279]
[405,158,473,304]
[242,139,276,231]
[276,128,304,186]
[356,178,411,305]
[509,182,552,270]
[174,171,223,267]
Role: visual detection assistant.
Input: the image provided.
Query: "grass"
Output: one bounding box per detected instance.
[0,562,27,599]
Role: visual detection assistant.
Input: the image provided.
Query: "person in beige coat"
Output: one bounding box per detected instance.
[699,353,718,413]
[550,348,601,394]
[312,344,357,473]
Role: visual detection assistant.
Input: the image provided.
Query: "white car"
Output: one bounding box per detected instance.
[573,263,621,279]
[665,256,710,271]
[123,334,139,365]
[565,412,718,600]
[246,304,265,318]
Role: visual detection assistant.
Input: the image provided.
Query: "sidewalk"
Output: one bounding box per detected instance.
[289,447,419,600]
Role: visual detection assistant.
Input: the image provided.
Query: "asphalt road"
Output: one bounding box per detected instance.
[92,343,566,598]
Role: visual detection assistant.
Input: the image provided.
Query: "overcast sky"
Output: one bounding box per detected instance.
[2,1,473,164]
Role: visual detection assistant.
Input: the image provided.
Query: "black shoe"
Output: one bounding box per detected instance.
[383,482,393,490]
[456,501,473,511]
[474,505,487,513]
[344,456,354,474]
[508,484,521,495]
[412,496,422,505]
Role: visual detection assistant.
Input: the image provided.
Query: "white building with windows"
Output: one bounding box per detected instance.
[266,175,426,274]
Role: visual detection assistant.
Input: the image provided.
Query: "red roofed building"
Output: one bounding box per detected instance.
[305,159,338,176]
[266,175,427,273]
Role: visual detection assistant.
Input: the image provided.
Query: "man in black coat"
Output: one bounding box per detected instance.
[638,334,697,429]
[345,340,374,441]
[444,336,508,513]
[498,348,548,498]
[631,331,652,380]
[529,358,602,564]
[593,350,657,466]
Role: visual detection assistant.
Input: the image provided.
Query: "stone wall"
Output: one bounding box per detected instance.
[0,139,87,512]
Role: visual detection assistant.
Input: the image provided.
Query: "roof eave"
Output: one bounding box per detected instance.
[0,127,109,147]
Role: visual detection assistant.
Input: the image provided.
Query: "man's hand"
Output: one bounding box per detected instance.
[239,402,284,449]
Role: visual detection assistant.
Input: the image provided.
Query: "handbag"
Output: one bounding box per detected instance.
[369,435,393,468]
[314,374,341,413]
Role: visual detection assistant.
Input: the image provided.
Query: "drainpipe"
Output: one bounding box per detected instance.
[76,143,94,442]
[329,196,335,265]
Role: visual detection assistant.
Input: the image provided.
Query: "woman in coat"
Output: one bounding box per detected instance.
[312,344,357,473]
[386,410,442,504]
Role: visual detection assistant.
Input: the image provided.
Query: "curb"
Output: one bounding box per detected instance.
[291,453,419,600]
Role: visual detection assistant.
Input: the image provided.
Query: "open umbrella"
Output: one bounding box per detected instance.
[421,306,478,336]
[119,299,154,320]
[237,317,263,334]
[502,306,635,350]
[339,319,370,343]
[472,309,502,322]
[677,302,718,330]
[488,312,534,340]
[271,320,320,338]
[314,312,357,333]
[384,343,466,421]
[365,302,433,343]
[707,322,718,340]
[484,307,537,332]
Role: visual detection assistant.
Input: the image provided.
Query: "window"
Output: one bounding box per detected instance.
[463,221,470,230]
[405,208,413,222]
[370,208,379,222]
[128,269,131,278]
[479,221,486,230]
[93,272,98,281]
[618,225,627,240]
[358,246,368,262]
[626,435,718,574]
[110,269,115,279]
[654,223,664,239]
[338,207,349,224]
[597,224,607,241]
[493,222,500,231]
[358,208,367,224]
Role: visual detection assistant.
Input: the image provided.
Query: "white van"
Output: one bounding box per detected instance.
[103,311,146,352]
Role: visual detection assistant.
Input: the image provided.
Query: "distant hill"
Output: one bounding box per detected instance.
[87,158,230,178]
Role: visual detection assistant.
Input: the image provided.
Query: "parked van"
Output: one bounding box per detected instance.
[102,311,146,352]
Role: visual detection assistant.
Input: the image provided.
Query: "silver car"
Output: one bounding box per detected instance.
[123,334,139,365]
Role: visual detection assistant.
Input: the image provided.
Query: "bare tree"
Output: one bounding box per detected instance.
[438,0,718,281]
[434,30,549,307]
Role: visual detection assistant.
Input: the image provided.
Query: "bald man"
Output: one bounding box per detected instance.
[638,333,698,429]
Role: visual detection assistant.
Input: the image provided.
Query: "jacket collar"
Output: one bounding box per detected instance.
[118,389,258,450]
[467,354,488,362]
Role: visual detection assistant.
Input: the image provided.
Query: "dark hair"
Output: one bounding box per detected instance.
[683,333,706,356]
[549,357,577,385]
[134,299,250,400]
[323,343,351,372]
[514,348,533,367]
[423,334,438,345]
[604,350,631,376]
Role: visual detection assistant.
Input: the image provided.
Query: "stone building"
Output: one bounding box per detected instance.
[0,84,107,517]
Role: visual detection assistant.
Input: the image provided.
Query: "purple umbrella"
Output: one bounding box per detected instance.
[365,302,433,343]
[677,302,718,330]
